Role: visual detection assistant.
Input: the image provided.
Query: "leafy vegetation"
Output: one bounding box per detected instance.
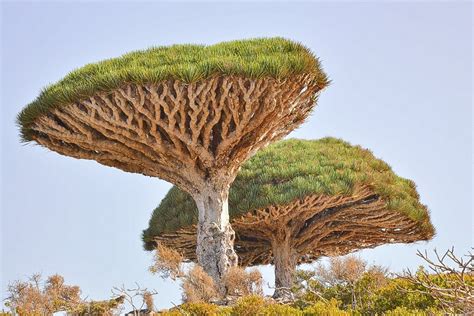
[157,294,439,315]
[292,257,440,314]
[291,249,474,315]
[17,37,328,142]
[157,251,471,315]
[4,249,472,315]
[402,247,474,313]
[4,274,82,315]
[143,137,434,249]
[3,274,151,315]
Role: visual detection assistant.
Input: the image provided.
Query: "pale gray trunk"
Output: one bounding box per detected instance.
[272,238,297,300]
[194,185,238,291]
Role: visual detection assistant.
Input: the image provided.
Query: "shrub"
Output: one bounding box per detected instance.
[302,299,352,316]
[69,297,124,316]
[5,273,82,315]
[149,243,184,280]
[384,306,430,316]
[179,302,221,315]
[223,266,263,297]
[143,290,155,311]
[403,248,474,314]
[372,277,437,312]
[230,295,267,316]
[181,265,219,303]
[261,303,302,315]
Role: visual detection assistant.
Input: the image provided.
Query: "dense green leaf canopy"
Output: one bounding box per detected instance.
[143,138,434,249]
[17,37,328,141]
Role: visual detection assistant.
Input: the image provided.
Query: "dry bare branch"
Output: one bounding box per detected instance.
[402,248,474,314]
[111,283,158,315]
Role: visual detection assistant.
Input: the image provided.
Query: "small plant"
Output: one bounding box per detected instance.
[230,295,268,316]
[315,256,367,309]
[68,296,124,316]
[177,302,222,316]
[261,303,302,315]
[302,299,350,316]
[111,283,157,315]
[383,306,431,316]
[222,266,263,297]
[181,265,219,303]
[4,273,81,315]
[149,243,184,280]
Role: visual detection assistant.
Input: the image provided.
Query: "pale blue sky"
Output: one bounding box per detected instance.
[1,1,472,310]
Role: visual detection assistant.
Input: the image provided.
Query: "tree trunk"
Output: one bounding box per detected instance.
[194,185,238,291]
[272,237,297,300]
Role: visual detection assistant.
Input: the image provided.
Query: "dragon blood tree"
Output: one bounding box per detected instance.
[142,138,435,298]
[17,38,329,282]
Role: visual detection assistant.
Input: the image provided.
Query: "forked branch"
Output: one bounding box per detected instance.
[402,248,474,314]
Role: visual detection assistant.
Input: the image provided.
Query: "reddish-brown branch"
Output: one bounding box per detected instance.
[28,74,324,285]
[154,186,432,267]
[31,75,320,196]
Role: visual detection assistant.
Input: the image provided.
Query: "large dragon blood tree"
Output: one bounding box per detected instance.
[143,138,435,298]
[17,38,329,282]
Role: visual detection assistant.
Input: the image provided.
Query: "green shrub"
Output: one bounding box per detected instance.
[302,299,352,316]
[372,277,437,313]
[261,304,302,315]
[161,302,227,316]
[231,296,304,316]
[231,295,267,316]
[179,302,221,315]
[384,306,431,316]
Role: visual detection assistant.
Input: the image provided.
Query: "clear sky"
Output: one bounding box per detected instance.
[1,1,472,310]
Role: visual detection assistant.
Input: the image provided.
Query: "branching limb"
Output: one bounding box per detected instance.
[401,248,474,314]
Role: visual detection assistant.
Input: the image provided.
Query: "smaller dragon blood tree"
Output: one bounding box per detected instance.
[143,138,435,299]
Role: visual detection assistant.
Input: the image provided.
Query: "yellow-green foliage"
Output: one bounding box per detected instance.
[18,37,328,142]
[143,138,434,250]
[230,295,319,316]
[372,277,436,312]
[160,297,352,316]
[230,295,268,316]
[293,264,452,315]
[170,302,223,316]
[383,306,442,316]
[262,304,303,315]
[68,297,123,316]
[161,303,231,316]
[302,299,351,316]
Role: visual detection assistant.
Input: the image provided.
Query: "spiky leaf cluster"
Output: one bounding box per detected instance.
[17,37,328,141]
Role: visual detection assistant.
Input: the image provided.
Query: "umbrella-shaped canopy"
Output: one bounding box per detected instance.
[17,38,329,283]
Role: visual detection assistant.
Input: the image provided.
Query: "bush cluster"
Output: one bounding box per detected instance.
[160,295,443,316]
[160,295,435,316]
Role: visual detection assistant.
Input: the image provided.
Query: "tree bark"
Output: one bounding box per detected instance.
[272,237,297,299]
[194,185,238,291]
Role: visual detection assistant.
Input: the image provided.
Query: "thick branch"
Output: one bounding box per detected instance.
[30,75,321,195]
[153,186,432,267]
